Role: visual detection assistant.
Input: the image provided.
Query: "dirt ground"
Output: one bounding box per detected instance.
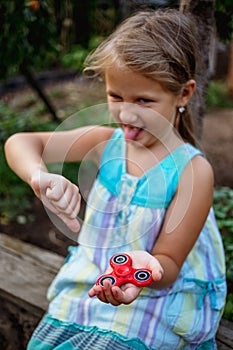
[1,78,233,256]
[202,108,233,188]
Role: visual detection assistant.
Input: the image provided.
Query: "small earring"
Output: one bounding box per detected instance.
[178,106,185,113]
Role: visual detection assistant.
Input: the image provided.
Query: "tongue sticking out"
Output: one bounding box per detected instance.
[124,125,142,141]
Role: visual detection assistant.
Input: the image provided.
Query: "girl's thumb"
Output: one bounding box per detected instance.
[149,257,164,282]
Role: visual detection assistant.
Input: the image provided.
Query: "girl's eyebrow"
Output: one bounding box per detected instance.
[106,89,115,94]
[106,89,121,96]
[107,88,156,97]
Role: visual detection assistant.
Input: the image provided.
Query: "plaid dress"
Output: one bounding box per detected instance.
[27,129,226,350]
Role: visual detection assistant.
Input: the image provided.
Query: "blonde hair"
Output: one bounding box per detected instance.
[84,9,198,145]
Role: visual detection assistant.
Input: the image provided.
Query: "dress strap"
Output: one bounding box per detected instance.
[98,129,204,208]
[98,128,125,196]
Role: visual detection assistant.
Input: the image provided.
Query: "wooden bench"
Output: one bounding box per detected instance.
[0,233,232,349]
[0,233,64,349]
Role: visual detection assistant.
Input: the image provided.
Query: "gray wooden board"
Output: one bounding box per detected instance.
[0,233,64,313]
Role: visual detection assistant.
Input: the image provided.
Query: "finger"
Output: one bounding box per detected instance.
[148,257,164,281]
[88,284,104,297]
[88,286,97,298]
[51,190,81,218]
[46,180,67,201]
[65,187,81,218]
[66,219,80,233]
[111,286,125,302]
[96,289,110,304]
[43,190,81,232]
[89,285,109,303]
[59,214,80,233]
[102,280,121,306]
[46,181,72,207]
[113,284,142,304]
[47,183,81,219]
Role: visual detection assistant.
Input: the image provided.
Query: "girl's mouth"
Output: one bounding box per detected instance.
[123,125,143,141]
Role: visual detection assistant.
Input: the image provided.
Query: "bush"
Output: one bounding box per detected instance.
[60,36,103,71]
[0,102,57,223]
[206,81,233,109]
[213,187,233,320]
[0,1,58,80]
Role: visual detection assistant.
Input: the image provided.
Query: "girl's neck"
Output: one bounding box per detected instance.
[126,132,183,177]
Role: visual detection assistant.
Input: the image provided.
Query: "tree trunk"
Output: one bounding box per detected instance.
[19,64,59,122]
[227,34,233,98]
[72,0,95,48]
[53,0,63,39]
[179,0,216,140]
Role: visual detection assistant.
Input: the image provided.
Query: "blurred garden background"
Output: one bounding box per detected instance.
[0,0,233,320]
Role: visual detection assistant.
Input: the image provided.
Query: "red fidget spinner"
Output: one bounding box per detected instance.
[96,253,153,288]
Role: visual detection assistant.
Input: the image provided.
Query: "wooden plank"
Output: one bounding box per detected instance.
[0,234,64,348]
[0,233,63,270]
[0,233,64,314]
[217,319,233,349]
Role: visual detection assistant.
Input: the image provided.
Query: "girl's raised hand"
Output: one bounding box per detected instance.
[88,251,164,305]
[30,170,81,232]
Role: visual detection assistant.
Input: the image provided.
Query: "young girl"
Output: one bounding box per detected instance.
[5,9,226,350]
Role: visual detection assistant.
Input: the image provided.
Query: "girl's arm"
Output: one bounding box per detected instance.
[151,155,214,289]
[89,155,214,304]
[4,126,114,183]
[4,126,114,232]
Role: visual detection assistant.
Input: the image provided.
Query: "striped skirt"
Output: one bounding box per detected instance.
[26,314,216,350]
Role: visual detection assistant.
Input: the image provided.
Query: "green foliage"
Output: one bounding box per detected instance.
[60,36,103,71]
[206,81,233,109]
[215,0,233,42]
[0,147,33,224]
[213,187,233,235]
[0,0,58,80]
[213,187,233,320]
[0,102,57,223]
[61,45,89,71]
[0,103,57,141]
[224,293,233,321]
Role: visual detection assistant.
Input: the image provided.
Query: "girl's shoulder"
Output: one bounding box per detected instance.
[178,146,214,201]
[163,143,214,203]
[188,152,214,185]
[180,143,213,181]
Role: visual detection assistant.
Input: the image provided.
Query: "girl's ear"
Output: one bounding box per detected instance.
[177,79,196,107]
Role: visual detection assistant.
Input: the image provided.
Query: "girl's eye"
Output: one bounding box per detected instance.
[108,94,122,101]
[137,98,153,104]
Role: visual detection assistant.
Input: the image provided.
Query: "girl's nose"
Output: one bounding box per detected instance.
[119,103,138,125]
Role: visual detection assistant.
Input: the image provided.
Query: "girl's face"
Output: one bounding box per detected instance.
[105,66,192,149]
